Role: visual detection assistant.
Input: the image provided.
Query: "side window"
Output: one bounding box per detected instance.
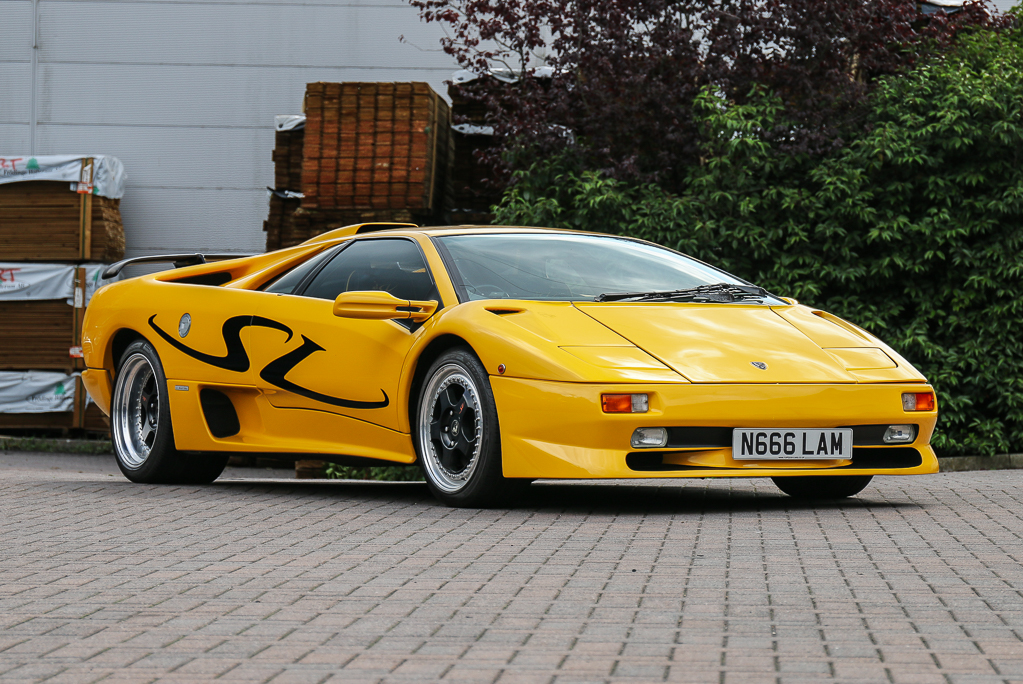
[262,247,335,294]
[301,239,437,302]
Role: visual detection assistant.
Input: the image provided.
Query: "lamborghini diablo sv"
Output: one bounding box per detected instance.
[81,224,938,506]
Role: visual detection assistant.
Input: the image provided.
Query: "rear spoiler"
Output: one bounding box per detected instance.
[101,253,253,280]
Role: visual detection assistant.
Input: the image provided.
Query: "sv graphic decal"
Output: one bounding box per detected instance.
[259,335,388,409]
[148,314,389,409]
[149,315,291,373]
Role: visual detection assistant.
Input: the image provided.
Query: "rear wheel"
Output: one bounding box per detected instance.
[415,348,524,507]
[111,340,226,484]
[772,475,873,499]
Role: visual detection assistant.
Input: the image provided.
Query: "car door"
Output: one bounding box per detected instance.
[249,237,440,432]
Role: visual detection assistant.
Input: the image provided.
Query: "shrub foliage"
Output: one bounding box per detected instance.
[410,0,997,190]
[495,28,1023,456]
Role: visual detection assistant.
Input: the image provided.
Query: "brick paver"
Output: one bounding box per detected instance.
[2,452,1023,683]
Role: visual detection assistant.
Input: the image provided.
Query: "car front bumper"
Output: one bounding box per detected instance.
[492,378,938,479]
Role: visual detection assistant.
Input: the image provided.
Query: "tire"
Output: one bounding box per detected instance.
[414,348,525,507]
[772,475,873,499]
[111,340,226,484]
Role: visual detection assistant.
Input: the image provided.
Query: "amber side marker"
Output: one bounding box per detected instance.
[902,392,935,411]
[601,393,649,413]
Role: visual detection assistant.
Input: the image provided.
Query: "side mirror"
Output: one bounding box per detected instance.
[333,291,438,322]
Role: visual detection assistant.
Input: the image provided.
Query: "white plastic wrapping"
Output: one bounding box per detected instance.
[452,123,495,136]
[451,66,555,85]
[0,155,127,199]
[0,263,118,306]
[275,115,306,132]
[0,372,84,414]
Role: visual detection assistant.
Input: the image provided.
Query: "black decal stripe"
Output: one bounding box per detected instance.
[148,314,293,373]
[259,335,389,410]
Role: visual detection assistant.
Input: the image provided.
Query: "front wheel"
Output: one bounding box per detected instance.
[772,475,873,499]
[414,348,524,507]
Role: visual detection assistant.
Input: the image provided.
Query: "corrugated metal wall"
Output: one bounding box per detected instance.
[1,0,457,258]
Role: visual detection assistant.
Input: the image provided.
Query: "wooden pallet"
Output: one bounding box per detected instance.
[0,181,125,262]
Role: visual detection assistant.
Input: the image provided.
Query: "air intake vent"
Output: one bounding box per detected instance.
[200,389,240,438]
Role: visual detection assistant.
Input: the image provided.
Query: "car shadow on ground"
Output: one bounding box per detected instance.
[210,477,917,515]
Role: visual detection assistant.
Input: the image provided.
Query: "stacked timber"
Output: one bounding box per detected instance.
[263,82,454,252]
[448,124,502,225]
[264,116,306,251]
[0,155,126,433]
[0,155,126,262]
[0,182,125,262]
[0,264,114,432]
[302,82,451,213]
[446,76,508,224]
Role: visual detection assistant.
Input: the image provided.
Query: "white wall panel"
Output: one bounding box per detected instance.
[119,187,269,255]
[35,124,275,189]
[0,64,32,123]
[0,2,32,60]
[40,2,452,70]
[37,63,452,127]
[0,125,32,156]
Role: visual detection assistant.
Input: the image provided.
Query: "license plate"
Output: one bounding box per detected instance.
[732,428,853,460]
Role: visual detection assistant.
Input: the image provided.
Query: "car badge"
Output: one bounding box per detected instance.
[751,361,767,370]
[178,313,191,338]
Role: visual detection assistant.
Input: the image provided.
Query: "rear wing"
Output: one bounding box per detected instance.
[101,253,253,280]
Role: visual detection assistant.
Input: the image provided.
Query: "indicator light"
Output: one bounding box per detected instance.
[902,392,935,411]
[602,393,649,413]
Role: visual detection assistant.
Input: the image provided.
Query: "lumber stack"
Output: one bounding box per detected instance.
[0,404,108,431]
[263,82,455,251]
[263,118,306,252]
[0,153,125,435]
[0,300,82,372]
[0,181,125,262]
[0,264,110,432]
[0,373,108,432]
[273,123,305,191]
[448,126,502,225]
[446,80,505,224]
[303,82,451,212]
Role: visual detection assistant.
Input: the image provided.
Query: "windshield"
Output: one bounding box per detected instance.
[436,233,780,303]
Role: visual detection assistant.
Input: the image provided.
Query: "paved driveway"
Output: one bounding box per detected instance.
[1,452,1022,683]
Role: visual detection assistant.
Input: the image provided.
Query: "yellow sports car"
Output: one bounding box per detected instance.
[82,224,938,507]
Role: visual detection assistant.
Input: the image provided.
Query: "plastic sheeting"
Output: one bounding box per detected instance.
[275,115,306,132]
[0,372,84,414]
[0,155,127,199]
[451,66,555,85]
[0,263,118,306]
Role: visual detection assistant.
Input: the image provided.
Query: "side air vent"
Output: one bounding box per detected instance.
[485,307,525,316]
[199,389,241,438]
[173,272,234,286]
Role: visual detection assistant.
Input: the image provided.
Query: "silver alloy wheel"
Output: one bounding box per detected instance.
[419,363,483,493]
[112,353,160,470]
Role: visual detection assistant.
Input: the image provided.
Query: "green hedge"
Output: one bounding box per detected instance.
[325,464,424,481]
[495,28,1023,456]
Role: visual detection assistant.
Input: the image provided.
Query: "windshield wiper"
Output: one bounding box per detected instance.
[595,283,772,303]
